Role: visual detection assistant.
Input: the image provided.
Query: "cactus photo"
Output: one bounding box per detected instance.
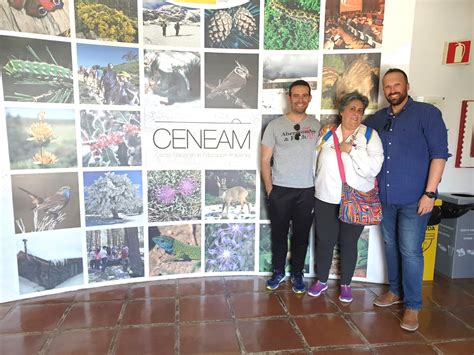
[6,108,77,170]
[148,170,201,222]
[204,170,256,220]
[205,223,255,272]
[205,0,260,49]
[264,0,320,50]
[143,0,200,47]
[0,35,73,103]
[149,224,201,276]
[80,110,141,167]
[75,0,138,43]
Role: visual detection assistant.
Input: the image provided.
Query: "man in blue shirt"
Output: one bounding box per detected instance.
[365,68,449,332]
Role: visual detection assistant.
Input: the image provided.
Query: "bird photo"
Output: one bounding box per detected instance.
[17,186,71,217]
[205,53,258,109]
[11,173,80,233]
[207,61,250,100]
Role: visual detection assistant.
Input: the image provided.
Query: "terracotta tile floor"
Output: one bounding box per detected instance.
[0,274,473,354]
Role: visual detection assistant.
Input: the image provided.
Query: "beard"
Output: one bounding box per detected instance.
[386,91,408,106]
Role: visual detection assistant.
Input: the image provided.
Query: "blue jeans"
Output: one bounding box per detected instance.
[381,203,430,310]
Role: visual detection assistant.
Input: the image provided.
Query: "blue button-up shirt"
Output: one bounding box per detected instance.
[364,97,449,205]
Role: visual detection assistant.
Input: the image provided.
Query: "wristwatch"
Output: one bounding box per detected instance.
[424,191,437,199]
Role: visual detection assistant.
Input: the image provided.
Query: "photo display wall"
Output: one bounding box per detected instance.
[0,0,388,302]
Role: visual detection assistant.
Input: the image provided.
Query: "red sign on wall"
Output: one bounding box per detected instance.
[444,40,471,65]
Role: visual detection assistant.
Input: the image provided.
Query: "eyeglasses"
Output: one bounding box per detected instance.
[384,119,393,132]
[294,124,301,140]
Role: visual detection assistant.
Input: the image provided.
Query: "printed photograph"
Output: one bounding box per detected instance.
[83,170,143,227]
[259,223,310,273]
[16,231,83,295]
[144,50,200,107]
[77,43,140,106]
[205,223,255,272]
[205,170,256,220]
[328,227,369,278]
[143,0,200,47]
[148,170,201,222]
[205,0,260,49]
[262,53,318,113]
[6,108,77,170]
[75,0,138,42]
[80,110,141,167]
[87,227,144,283]
[11,173,81,234]
[264,0,320,50]
[324,0,385,50]
[0,0,70,36]
[321,53,381,110]
[0,35,73,103]
[205,53,259,109]
[149,224,201,276]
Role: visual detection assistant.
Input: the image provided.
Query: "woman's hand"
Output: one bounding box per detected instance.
[339,141,353,153]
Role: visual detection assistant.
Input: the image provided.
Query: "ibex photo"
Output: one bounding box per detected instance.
[204,170,256,220]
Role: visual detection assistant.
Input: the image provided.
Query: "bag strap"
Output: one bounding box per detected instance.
[332,129,347,183]
[365,126,373,142]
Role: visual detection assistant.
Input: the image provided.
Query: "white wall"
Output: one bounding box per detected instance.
[409,0,474,193]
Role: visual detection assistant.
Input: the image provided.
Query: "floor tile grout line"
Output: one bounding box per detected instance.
[107,294,130,355]
[443,308,474,330]
[308,344,374,352]
[274,291,312,353]
[175,294,180,355]
[224,284,247,355]
[38,302,75,355]
[340,312,372,347]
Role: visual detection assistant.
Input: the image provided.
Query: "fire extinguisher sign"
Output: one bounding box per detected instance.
[444,40,471,65]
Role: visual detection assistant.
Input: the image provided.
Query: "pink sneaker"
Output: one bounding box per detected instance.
[339,285,353,302]
[308,281,328,297]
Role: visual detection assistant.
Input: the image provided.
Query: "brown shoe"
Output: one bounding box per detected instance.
[400,309,419,331]
[373,291,403,307]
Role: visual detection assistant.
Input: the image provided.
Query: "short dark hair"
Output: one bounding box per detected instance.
[288,80,311,96]
[337,91,369,115]
[383,68,408,83]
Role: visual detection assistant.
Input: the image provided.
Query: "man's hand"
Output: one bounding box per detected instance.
[265,186,273,198]
[417,195,435,215]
